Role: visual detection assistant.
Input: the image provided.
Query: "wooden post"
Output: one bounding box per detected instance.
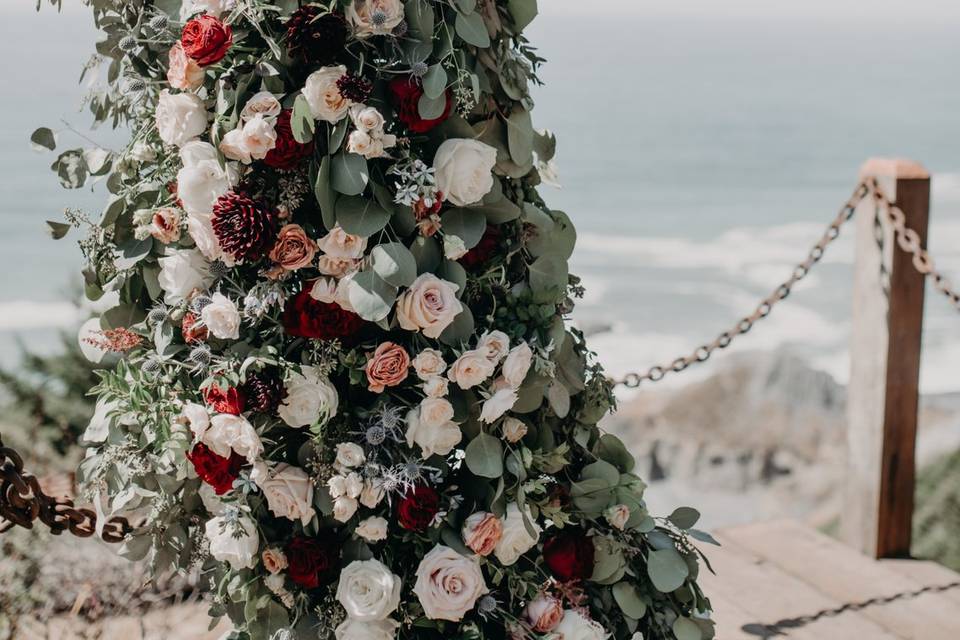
[842,158,930,559]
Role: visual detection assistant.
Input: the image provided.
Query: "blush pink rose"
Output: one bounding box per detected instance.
[167,41,205,91]
[149,208,182,243]
[269,224,317,271]
[524,595,564,633]
[365,342,410,393]
[461,511,503,557]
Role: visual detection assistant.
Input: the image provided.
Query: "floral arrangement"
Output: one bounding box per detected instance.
[37,1,715,639]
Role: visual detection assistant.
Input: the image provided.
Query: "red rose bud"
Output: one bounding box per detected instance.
[264,109,314,170]
[187,442,244,495]
[180,15,233,66]
[543,531,595,582]
[203,383,246,415]
[389,76,452,134]
[285,535,339,589]
[281,287,365,341]
[396,484,440,532]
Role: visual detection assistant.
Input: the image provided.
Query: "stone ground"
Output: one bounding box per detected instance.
[13,604,231,640]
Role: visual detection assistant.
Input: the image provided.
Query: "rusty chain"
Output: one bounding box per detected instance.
[0,433,131,542]
[615,178,959,388]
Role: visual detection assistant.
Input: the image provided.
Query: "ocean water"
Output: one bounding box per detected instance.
[1,5,959,394]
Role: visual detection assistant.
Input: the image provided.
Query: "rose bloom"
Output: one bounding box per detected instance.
[262,548,288,574]
[360,478,385,508]
[334,442,366,470]
[282,287,366,341]
[180,14,233,66]
[336,559,402,622]
[356,516,388,542]
[346,0,405,37]
[396,484,440,532]
[389,76,451,133]
[501,416,528,444]
[605,503,631,530]
[302,65,351,123]
[447,349,496,390]
[167,41,205,91]
[479,388,518,424]
[553,610,608,640]
[413,545,489,622]
[347,130,384,159]
[477,330,510,363]
[203,383,246,415]
[239,91,282,123]
[396,274,463,339]
[278,365,339,428]
[200,292,240,340]
[365,342,410,393]
[317,255,360,277]
[422,376,449,398]
[406,405,461,459]
[333,495,359,522]
[205,514,258,570]
[307,276,338,303]
[334,619,399,640]
[350,104,386,133]
[148,208,181,243]
[252,462,316,526]
[286,535,339,589]
[317,224,367,259]
[433,138,498,207]
[181,402,210,440]
[461,512,502,557]
[412,348,446,379]
[268,224,317,272]
[176,141,237,215]
[543,530,596,582]
[524,595,564,633]
[187,442,243,495]
[202,413,263,463]
[494,502,541,566]
[155,90,207,147]
[502,341,533,388]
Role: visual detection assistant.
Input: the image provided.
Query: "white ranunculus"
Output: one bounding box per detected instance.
[177,141,237,215]
[405,407,461,459]
[478,330,510,363]
[335,442,366,470]
[203,413,263,463]
[501,417,528,444]
[447,349,496,390]
[205,514,259,570]
[413,545,489,622]
[422,376,449,398]
[252,462,316,526]
[155,89,207,147]
[396,274,463,339]
[553,610,609,640]
[334,618,399,640]
[433,139,498,207]
[502,342,533,388]
[239,91,282,124]
[493,503,541,566]
[356,516,388,542]
[157,249,212,303]
[303,66,351,123]
[479,388,518,424]
[278,366,339,428]
[200,292,240,339]
[333,495,359,522]
[345,0,405,37]
[317,224,368,259]
[336,559,402,621]
[182,402,210,441]
[412,348,446,380]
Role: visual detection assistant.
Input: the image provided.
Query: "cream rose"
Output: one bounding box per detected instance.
[335,442,366,470]
[235,114,278,162]
[317,224,368,259]
[412,348,447,380]
[462,512,502,557]
[239,91,282,124]
[181,402,210,441]
[493,503,541,566]
[447,349,496,390]
[334,496,359,522]
[396,274,463,339]
[203,414,263,463]
[279,366,339,428]
[422,376,449,398]
[155,89,207,147]
[303,66,351,123]
[158,249,212,303]
[262,548,288,574]
[351,105,386,133]
[501,417,528,444]
[479,388,518,424]
[199,292,240,339]
[337,559,402,621]
[553,610,609,640]
[205,514,259,570]
[360,479,385,508]
[524,595,564,633]
[405,407,462,459]
[345,0,404,36]
[433,139,498,207]
[477,330,510,363]
[334,619,399,640]
[218,128,251,164]
[502,342,533,388]
[604,504,631,530]
[413,545,489,622]
[176,140,237,215]
[356,516,388,542]
[252,462,316,526]
[167,42,205,91]
[419,397,455,431]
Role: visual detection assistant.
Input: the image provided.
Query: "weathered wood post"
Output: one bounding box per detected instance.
[842,158,930,559]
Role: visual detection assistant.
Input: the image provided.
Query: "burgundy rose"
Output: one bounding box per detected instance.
[396,485,440,532]
[389,76,451,134]
[180,15,233,66]
[203,384,246,415]
[543,530,595,582]
[459,225,501,270]
[264,110,314,170]
[187,442,244,495]
[286,535,339,589]
[281,287,365,341]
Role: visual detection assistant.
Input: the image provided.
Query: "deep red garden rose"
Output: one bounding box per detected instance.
[396,485,440,532]
[281,287,365,341]
[285,535,339,589]
[187,443,244,495]
[389,76,452,134]
[180,15,233,66]
[203,383,246,415]
[542,530,595,582]
[459,225,502,270]
[264,110,314,170]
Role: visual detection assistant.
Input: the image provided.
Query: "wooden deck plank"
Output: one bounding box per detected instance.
[880,559,960,606]
[700,590,758,640]
[700,532,901,639]
[725,520,960,640]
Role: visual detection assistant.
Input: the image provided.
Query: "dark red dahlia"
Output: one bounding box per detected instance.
[181,15,233,66]
[203,384,246,415]
[543,530,595,582]
[459,225,502,270]
[264,110,314,170]
[396,485,440,532]
[242,369,285,414]
[284,6,347,66]
[281,286,365,341]
[336,74,373,103]
[211,191,279,263]
[187,443,244,495]
[389,76,452,134]
[286,535,339,589]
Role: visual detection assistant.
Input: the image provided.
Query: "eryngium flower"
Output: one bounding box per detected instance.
[211,191,279,263]
[285,7,347,66]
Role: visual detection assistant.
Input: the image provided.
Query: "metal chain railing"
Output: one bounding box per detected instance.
[0,433,131,542]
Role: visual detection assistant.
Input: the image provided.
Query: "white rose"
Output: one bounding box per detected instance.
[182,402,210,441]
[334,619,399,640]
[396,274,463,339]
[360,479,385,508]
[180,0,234,19]
[279,366,339,428]
[205,514,259,570]
[419,397,455,430]
[356,516,388,542]
[604,504,631,530]
[308,277,338,303]
[218,127,251,164]
[350,105,386,133]
[433,139,498,207]
[334,496,359,522]
[347,130,384,159]
[186,211,233,265]
[412,349,446,380]
[252,462,316,526]
[240,114,278,160]
[447,349,496,390]
[346,0,405,37]
[337,559,402,621]
[479,388,518,424]
[239,91,282,124]
[422,376,449,398]
[303,66,351,123]
[177,141,238,215]
[328,474,348,499]
[443,234,468,261]
[158,249,212,303]
[493,503,540,566]
[203,414,263,463]
[335,442,366,470]
[413,545,489,622]
[200,292,240,339]
[478,331,510,363]
[405,407,461,459]
[344,472,364,498]
[317,224,368,259]
[554,610,609,640]
[155,89,207,147]
[501,417,528,444]
[502,342,533,388]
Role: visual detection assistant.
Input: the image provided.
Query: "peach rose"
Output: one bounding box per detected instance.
[524,595,564,633]
[396,274,463,339]
[269,224,317,271]
[365,342,410,393]
[317,224,368,259]
[447,349,496,390]
[317,255,360,277]
[149,208,182,243]
[167,41,205,91]
[461,512,503,557]
[262,547,288,574]
[412,348,446,380]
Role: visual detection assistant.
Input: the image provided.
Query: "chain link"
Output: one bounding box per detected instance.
[0,433,131,542]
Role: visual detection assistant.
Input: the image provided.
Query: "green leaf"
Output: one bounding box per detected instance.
[673,617,702,640]
[594,434,636,472]
[101,304,146,330]
[507,0,538,31]
[330,152,369,196]
[315,156,336,229]
[455,0,477,13]
[418,92,448,120]
[336,196,391,237]
[439,304,474,346]
[668,507,701,530]
[371,242,417,288]
[114,237,153,270]
[455,11,490,48]
[506,108,534,166]
[689,528,721,546]
[30,127,56,151]
[329,118,349,152]
[528,254,568,294]
[438,260,467,296]
[347,270,398,322]
[533,128,556,163]
[591,537,626,584]
[441,208,486,250]
[51,148,88,189]
[570,478,614,516]
[423,64,448,99]
[464,432,503,478]
[647,548,689,593]
[612,582,648,619]
[405,0,435,37]
[45,220,71,240]
[581,460,621,487]
[291,94,315,144]
[410,235,441,274]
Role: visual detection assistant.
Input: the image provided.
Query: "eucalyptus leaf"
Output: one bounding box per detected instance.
[315,155,336,229]
[455,11,490,48]
[507,0,538,31]
[506,108,534,166]
[347,270,397,322]
[330,152,369,196]
[423,64,448,99]
[291,94,315,144]
[30,127,56,151]
[439,304,474,346]
[336,196,391,236]
[418,92,448,120]
[371,242,417,288]
[668,506,701,530]
[528,254,568,294]
[46,220,71,240]
[612,582,648,619]
[441,208,486,250]
[673,617,703,640]
[647,548,689,593]
[464,432,503,478]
